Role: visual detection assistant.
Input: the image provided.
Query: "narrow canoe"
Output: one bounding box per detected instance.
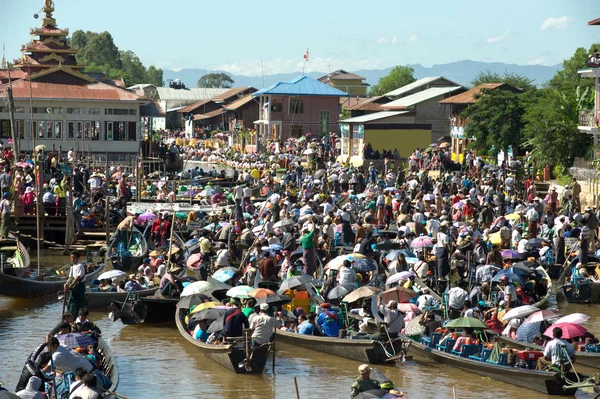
[403,336,582,395]
[275,329,406,364]
[85,287,159,310]
[140,295,179,323]
[175,308,271,374]
[532,266,552,309]
[497,336,600,370]
[98,337,120,398]
[0,263,106,298]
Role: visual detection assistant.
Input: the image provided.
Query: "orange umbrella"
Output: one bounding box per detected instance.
[249,288,276,299]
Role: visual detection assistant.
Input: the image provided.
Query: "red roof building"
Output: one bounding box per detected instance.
[0,0,146,157]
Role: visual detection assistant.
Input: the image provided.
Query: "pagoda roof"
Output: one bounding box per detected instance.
[30,27,69,36]
[21,41,77,53]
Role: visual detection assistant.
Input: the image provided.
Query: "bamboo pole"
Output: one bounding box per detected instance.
[27,65,41,273]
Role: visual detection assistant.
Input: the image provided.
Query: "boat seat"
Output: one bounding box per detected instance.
[470,348,492,362]
[486,353,508,366]
[452,344,482,358]
[585,344,600,353]
[437,339,456,353]
[425,333,442,348]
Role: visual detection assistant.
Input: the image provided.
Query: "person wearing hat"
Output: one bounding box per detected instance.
[21,186,36,215]
[117,212,140,248]
[287,260,303,279]
[569,177,581,212]
[377,298,404,337]
[159,263,183,298]
[317,303,341,337]
[499,275,517,308]
[223,298,249,339]
[351,364,380,398]
[584,205,598,252]
[249,303,277,346]
[0,191,10,238]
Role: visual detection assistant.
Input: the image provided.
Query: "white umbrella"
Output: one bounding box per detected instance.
[273,219,294,229]
[502,305,538,322]
[98,270,127,280]
[554,313,590,325]
[303,149,315,155]
[180,281,213,297]
[328,174,339,181]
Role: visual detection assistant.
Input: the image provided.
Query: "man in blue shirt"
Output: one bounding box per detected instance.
[298,313,318,335]
[317,303,341,337]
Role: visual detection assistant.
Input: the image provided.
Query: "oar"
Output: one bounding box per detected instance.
[272,325,276,374]
[97,386,131,399]
[61,290,67,318]
[294,376,301,399]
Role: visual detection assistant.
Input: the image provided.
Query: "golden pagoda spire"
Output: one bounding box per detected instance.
[42,0,56,28]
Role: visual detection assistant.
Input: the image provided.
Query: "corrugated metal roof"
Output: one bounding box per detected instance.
[382,86,462,109]
[340,111,409,123]
[193,108,225,121]
[155,87,229,102]
[347,96,386,111]
[253,76,348,97]
[1,79,140,101]
[384,76,460,97]
[225,94,255,110]
[179,99,214,113]
[212,86,256,101]
[439,83,515,104]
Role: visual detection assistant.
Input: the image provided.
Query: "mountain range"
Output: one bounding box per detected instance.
[163,60,562,91]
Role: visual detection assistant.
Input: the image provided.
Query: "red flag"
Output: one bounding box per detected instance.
[303,49,309,61]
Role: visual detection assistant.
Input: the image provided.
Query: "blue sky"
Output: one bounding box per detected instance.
[1,0,599,75]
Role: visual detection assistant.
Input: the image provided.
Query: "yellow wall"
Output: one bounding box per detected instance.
[331,79,367,96]
[366,129,432,158]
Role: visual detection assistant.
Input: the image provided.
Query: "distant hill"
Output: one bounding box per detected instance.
[163,60,562,90]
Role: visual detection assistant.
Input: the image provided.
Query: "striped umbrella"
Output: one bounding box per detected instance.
[56,333,95,349]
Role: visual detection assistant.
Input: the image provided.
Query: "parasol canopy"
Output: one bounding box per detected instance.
[380,286,417,303]
[410,236,432,249]
[385,271,415,286]
[56,333,95,349]
[98,269,127,280]
[554,313,590,325]
[180,281,213,297]
[525,309,562,323]
[502,305,538,322]
[444,317,487,329]
[342,286,381,303]
[225,285,254,299]
[543,322,587,339]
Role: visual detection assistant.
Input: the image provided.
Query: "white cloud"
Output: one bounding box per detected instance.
[540,16,574,31]
[213,57,383,76]
[527,56,545,65]
[376,36,388,45]
[390,36,398,45]
[486,29,510,44]
[408,34,418,44]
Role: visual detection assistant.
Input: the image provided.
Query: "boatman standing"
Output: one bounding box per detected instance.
[351,364,380,398]
[64,251,86,317]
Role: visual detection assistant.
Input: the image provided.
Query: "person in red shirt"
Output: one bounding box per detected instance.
[150,213,163,247]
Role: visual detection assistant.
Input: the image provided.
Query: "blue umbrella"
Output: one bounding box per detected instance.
[517,320,542,343]
[212,268,236,283]
[185,238,199,248]
[268,244,283,251]
[353,258,377,273]
[385,249,416,261]
[496,267,530,277]
[492,272,525,285]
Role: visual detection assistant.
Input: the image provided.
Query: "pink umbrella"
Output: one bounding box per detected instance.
[501,250,521,260]
[452,201,464,209]
[410,236,432,249]
[554,313,590,325]
[385,271,415,285]
[525,309,562,323]
[423,194,435,201]
[136,212,156,224]
[398,303,421,313]
[186,253,202,269]
[14,162,29,168]
[544,322,587,339]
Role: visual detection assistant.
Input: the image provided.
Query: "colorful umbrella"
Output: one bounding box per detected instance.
[526,309,562,323]
[398,303,421,313]
[452,201,464,210]
[248,288,276,299]
[502,305,538,322]
[98,269,127,280]
[544,322,587,339]
[352,258,377,273]
[190,301,221,315]
[444,317,487,329]
[505,213,521,221]
[554,313,590,325]
[380,286,417,303]
[385,271,415,285]
[226,285,254,299]
[212,267,237,283]
[410,236,433,249]
[500,250,521,260]
[56,333,95,349]
[385,249,417,262]
[325,253,367,270]
[186,253,202,269]
[180,281,213,297]
[176,294,210,309]
[517,320,542,343]
[342,286,381,303]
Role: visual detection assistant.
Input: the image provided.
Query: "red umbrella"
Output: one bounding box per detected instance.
[544,322,587,339]
[398,303,421,313]
[186,253,202,269]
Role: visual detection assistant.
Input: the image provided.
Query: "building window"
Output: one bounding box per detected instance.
[352,125,364,140]
[67,108,99,115]
[45,121,53,139]
[271,98,282,112]
[33,107,62,114]
[127,122,137,140]
[105,109,135,116]
[320,110,330,136]
[290,124,304,138]
[288,98,304,114]
[54,121,62,139]
[0,120,9,138]
[0,120,25,139]
[106,122,113,140]
[68,122,75,139]
[37,121,45,139]
[0,107,24,113]
[92,122,100,140]
[76,122,83,139]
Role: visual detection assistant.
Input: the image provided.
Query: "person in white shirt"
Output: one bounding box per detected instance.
[416,287,435,310]
[536,327,575,370]
[448,281,468,318]
[43,337,93,373]
[499,275,517,308]
[378,299,404,335]
[338,260,357,285]
[511,227,522,249]
[215,243,231,268]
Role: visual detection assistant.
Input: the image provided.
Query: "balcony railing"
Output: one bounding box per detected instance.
[579,110,599,128]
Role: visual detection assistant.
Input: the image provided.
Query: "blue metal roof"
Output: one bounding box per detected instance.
[253,76,348,97]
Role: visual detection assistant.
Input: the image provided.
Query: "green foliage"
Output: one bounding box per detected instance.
[523,87,592,170]
[461,89,526,157]
[197,73,234,88]
[548,44,600,92]
[340,106,351,120]
[470,70,536,91]
[369,66,416,96]
[70,29,164,87]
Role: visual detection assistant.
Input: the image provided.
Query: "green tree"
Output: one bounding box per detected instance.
[197,73,234,88]
[523,87,592,172]
[369,66,416,96]
[340,106,351,120]
[77,31,121,69]
[120,50,147,86]
[461,89,526,157]
[548,44,600,93]
[70,29,89,51]
[470,70,535,92]
[146,66,164,86]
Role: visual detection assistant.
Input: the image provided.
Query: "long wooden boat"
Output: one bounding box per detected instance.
[275,329,406,364]
[142,224,185,252]
[97,337,120,398]
[85,287,159,310]
[560,256,600,304]
[0,263,106,298]
[175,308,271,374]
[532,266,553,309]
[403,336,584,395]
[105,226,148,272]
[140,294,179,323]
[497,336,600,370]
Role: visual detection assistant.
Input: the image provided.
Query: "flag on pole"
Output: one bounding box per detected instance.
[303,49,309,61]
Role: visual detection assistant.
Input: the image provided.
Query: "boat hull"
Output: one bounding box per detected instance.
[98,337,120,398]
[140,296,179,323]
[175,308,270,374]
[275,329,404,364]
[0,264,106,298]
[85,287,159,310]
[405,337,579,395]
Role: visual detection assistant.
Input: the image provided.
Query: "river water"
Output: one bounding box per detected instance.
[1,254,599,399]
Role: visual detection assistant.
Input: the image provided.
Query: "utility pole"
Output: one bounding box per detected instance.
[6,64,19,157]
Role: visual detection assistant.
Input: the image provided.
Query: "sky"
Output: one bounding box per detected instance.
[1,0,599,76]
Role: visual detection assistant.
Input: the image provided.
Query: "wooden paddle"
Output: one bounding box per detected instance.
[97,386,131,399]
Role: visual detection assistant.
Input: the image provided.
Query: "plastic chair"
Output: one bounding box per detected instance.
[470,348,491,362]
[437,339,456,353]
[487,353,508,366]
[453,344,482,358]
[429,333,442,348]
